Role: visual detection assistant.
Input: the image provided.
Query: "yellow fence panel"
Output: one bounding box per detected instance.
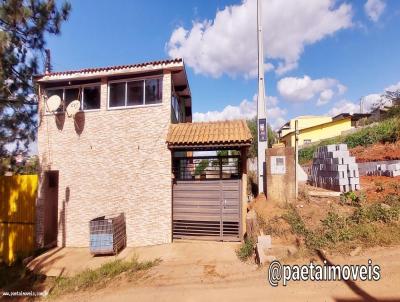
[0,175,37,265]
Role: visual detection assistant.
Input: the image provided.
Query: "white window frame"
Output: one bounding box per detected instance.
[44,83,101,115]
[107,75,163,110]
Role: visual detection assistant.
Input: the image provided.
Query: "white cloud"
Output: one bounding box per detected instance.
[364,0,386,22]
[385,81,400,92]
[317,89,334,106]
[277,75,346,105]
[323,79,400,116]
[327,99,360,116]
[167,0,353,78]
[193,94,287,129]
[359,81,400,112]
[360,93,382,112]
[337,83,348,95]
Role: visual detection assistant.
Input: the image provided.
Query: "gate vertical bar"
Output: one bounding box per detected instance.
[219,179,223,241]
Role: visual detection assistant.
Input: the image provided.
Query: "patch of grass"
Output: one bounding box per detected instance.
[383,193,400,206]
[236,238,255,262]
[283,202,400,253]
[351,203,400,224]
[257,214,289,238]
[49,256,160,298]
[282,205,308,236]
[298,187,311,203]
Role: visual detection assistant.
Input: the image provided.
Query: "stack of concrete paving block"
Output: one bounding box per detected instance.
[310,144,360,192]
[367,163,400,177]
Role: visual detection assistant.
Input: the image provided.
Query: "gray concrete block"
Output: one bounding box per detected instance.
[388,163,400,171]
[349,177,360,185]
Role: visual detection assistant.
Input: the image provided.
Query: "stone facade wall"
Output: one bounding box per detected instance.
[37,72,173,247]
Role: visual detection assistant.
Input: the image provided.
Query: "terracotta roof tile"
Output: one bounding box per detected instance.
[35,58,183,79]
[167,120,252,148]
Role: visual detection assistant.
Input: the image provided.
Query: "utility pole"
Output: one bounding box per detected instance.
[257,0,267,193]
[359,97,364,114]
[295,120,299,199]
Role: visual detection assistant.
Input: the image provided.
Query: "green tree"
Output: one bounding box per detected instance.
[246,117,277,158]
[382,89,400,119]
[194,159,209,175]
[0,0,71,156]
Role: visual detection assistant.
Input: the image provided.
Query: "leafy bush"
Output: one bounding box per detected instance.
[236,238,255,262]
[194,159,209,175]
[340,191,365,206]
[321,212,353,243]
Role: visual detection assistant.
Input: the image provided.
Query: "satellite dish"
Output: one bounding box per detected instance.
[46,95,61,112]
[66,100,81,117]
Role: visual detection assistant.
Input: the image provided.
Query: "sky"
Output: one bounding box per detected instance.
[44,0,400,130]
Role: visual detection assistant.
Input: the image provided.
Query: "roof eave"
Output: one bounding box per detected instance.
[35,60,184,83]
[168,142,252,150]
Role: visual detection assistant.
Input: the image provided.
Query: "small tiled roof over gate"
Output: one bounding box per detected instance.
[167,120,252,149]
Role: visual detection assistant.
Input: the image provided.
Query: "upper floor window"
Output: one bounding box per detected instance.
[108,77,162,108]
[82,86,101,110]
[172,93,180,122]
[45,85,100,112]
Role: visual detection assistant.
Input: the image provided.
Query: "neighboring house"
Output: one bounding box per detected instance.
[35,58,251,248]
[278,114,368,147]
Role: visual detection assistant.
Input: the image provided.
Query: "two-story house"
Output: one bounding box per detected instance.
[35,58,251,249]
[35,58,192,247]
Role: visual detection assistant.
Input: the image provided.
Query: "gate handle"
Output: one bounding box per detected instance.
[224,199,227,206]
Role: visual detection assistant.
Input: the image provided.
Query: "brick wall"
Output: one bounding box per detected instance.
[37,72,173,247]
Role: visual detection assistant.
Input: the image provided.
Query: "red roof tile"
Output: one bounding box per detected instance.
[167,120,252,148]
[36,58,183,79]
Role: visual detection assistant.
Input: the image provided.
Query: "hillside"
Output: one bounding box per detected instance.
[350,141,400,162]
[299,117,400,164]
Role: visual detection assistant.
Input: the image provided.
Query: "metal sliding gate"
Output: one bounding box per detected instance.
[172,156,241,241]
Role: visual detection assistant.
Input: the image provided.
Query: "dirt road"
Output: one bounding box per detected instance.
[56,242,400,302]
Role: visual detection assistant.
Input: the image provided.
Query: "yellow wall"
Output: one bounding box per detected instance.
[0,175,37,265]
[279,116,332,137]
[281,118,352,147]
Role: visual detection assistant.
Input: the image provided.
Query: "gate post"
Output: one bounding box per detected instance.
[240,147,248,239]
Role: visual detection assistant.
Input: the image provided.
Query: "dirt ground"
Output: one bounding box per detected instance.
[9,176,400,301]
[252,176,400,243]
[360,175,400,202]
[302,141,400,166]
[350,142,400,163]
[51,244,400,302]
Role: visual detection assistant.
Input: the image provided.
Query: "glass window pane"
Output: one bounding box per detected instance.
[65,88,80,109]
[127,80,143,106]
[46,89,63,112]
[109,82,126,107]
[145,78,162,104]
[83,86,100,110]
